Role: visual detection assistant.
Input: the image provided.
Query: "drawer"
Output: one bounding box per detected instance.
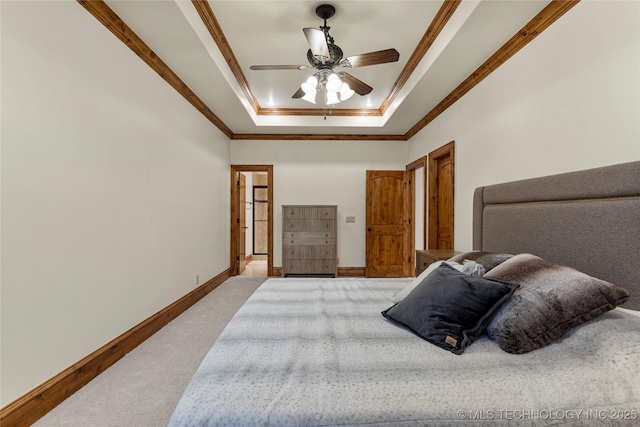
[284,231,336,239]
[283,245,336,260]
[283,238,336,246]
[283,219,336,232]
[283,259,336,275]
[416,253,433,275]
[283,206,336,220]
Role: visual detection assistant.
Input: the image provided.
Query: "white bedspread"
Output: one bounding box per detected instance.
[169,278,640,426]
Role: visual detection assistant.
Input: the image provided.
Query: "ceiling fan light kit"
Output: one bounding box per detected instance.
[298,70,355,105]
[250,3,399,109]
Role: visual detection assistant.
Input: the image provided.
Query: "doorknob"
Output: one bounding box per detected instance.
[368,228,372,232]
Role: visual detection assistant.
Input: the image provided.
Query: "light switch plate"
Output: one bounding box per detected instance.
[346,216,355,223]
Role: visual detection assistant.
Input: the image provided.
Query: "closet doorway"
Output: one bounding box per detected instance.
[230,165,273,277]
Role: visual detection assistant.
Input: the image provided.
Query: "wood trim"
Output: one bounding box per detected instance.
[406,156,427,172]
[406,156,428,276]
[338,267,366,277]
[404,171,413,277]
[191,0,260,114]
[76,0,233,139]
[231,134,406,141]
[257,108,381,117]
[406,168,416,275]
[230,166,274,277]
[272,267,283,277]
[0,268,232,427]
[405,0,580,139]
[428,141,455,250]
[380,0,462,115]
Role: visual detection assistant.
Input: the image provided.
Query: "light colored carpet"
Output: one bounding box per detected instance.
[33,275,267,427]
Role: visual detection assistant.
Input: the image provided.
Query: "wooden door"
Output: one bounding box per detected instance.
[238,173,247,274]
[365,170,411,277]
[428,142,455,250]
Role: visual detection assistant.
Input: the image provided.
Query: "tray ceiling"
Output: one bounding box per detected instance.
[81,0,579,140]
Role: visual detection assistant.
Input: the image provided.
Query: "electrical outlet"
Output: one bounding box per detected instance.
[346,216,355,223]
[196,275,200,285]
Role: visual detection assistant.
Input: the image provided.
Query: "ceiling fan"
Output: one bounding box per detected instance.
[249,4,400,105]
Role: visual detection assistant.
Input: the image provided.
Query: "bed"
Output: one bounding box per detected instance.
[169,161,640,426]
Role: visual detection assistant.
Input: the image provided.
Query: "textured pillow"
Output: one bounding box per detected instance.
[392,260,484,303]
[447,251,513,273]
[382,264,519,355]
[485,253,630,354]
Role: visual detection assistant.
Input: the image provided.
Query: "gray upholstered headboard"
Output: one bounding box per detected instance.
[473,161,640,310]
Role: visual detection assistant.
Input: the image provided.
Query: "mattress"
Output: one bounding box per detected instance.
[169,277,640,426]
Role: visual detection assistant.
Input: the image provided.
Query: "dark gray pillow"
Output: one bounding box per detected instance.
[447,251,513,272]
[485,253,630,354]
[382,264,519,355]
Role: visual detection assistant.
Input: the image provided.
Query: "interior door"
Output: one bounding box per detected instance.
[239,173,247,274]
[435,156,453,248]
[428,142,455,250]
[365,170,411,277]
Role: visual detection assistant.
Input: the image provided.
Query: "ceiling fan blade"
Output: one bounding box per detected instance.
[250,65,310,71]
[292,87,305,99]
[342,73,373,96]
[303,27,330,59]
[345,49,400,68]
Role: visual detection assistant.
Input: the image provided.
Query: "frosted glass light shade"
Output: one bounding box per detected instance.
[301,92,316,104]
[326,91,340,105]
[339,83,355,101]
[301,76,318,95]
[325,73,342,93]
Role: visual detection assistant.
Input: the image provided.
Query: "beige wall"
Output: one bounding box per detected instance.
[1,1,231,405]
[231,140,407,267]
[408,0,640,252]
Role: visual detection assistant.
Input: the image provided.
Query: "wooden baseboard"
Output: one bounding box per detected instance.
[337,267,366,277]
[271,267,366,277]
[0,268,232,427]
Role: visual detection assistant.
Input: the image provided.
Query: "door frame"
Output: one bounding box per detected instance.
[238,172,247,274]
[230,165,273,276]
[428,141,455,250]
[406,156,427,276]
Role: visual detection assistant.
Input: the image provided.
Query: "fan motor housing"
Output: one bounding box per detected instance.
[307,44,343,70]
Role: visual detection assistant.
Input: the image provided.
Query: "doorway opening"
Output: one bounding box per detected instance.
[230,165,273,277]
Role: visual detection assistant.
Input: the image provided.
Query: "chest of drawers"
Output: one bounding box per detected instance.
[282,205,337,277]
[415,249,461,275]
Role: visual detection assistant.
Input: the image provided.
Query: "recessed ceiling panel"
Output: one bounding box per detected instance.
[211,1,439,110]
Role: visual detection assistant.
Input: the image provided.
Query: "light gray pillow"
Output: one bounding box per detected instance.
[485,253,630,354]
[447,251,513,273]
[392,260,484,303]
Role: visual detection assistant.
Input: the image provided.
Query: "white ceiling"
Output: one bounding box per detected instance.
[102,0,553,137]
